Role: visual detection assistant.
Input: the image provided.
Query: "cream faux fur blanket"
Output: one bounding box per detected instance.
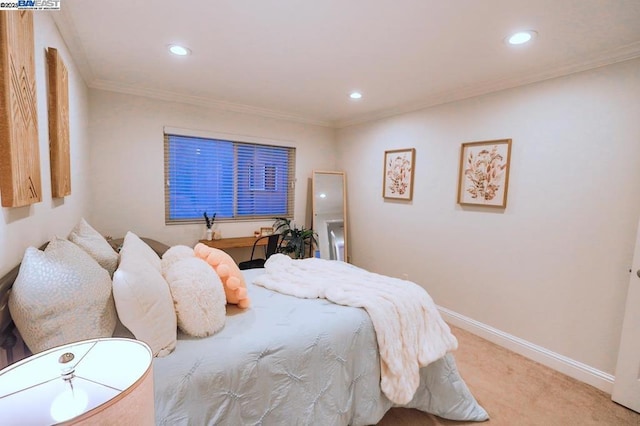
[253,254,458,404]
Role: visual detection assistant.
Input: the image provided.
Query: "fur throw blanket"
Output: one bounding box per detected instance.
[253,254,458,404]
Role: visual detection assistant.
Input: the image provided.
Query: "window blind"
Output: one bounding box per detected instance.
[164,133,295,223]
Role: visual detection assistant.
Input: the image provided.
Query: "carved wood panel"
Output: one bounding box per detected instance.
[47,47,70,197]
[0,11,42,207]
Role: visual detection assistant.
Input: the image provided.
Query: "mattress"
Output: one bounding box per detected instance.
[152,268,488,425]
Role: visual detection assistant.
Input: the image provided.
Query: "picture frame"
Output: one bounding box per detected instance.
[0,11,42,207]
[383,148,415,201]
[260,227,274,237]
[457,139,512,208]
[47,47,71,198]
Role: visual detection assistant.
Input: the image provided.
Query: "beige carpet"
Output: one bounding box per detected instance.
[378,325,639,426]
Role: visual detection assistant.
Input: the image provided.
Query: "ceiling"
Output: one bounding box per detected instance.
[51,0,640,128]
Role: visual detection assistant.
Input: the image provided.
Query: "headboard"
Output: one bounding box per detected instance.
[0,237,169,362]
[0,242,48,354]
[0,261,23,351]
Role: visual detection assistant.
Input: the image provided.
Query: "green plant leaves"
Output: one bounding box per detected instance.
[272,217,317,259]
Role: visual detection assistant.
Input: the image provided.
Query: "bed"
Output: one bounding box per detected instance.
[0,237,488,425]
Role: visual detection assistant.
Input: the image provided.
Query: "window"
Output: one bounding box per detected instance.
[164,133,295,223]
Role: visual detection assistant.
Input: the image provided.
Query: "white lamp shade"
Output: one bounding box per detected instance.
[0,338,154,425]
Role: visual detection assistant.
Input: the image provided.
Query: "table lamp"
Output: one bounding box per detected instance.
[0,338,154,425]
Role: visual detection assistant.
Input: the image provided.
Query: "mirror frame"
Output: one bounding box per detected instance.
[311,170,348,262]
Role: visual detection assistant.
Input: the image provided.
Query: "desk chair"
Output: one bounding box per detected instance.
[238,234,282,270]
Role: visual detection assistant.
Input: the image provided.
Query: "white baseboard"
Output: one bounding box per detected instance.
[438,306,615,394]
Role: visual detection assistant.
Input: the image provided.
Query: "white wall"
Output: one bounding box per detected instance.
[88,90,337,247]
[337,58,640,376]
[0,13,90,277]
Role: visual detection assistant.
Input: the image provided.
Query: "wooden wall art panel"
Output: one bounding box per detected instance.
[47,47,70,197]
[0,11,42,207]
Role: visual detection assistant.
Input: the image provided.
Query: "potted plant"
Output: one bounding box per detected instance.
[203,212,216,240]
[273,217,317,259]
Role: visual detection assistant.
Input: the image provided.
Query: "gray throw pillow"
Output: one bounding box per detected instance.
[68,218,119,276]
[9,237,117,353]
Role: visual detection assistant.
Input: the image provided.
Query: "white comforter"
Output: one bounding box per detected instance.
[254,254,458,404]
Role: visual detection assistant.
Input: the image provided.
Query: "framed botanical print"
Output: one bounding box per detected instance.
[457,139,512,208]
[383,148,415,201]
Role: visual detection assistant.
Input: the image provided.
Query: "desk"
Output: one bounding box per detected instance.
[198,236,264,250]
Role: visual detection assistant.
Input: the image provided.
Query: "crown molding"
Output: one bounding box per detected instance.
[89,80,334,128]
[335,41,640,128]
[48,8,96,87]
[49,8,332,128]
[48,6,640,131]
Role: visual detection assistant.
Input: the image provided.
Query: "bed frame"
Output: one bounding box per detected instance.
[0,260,22,360]
[0,237,169,364]
[0,237,490,423]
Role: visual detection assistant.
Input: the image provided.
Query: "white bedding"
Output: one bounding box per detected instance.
[254,254,458,404]
[152,268,488,425]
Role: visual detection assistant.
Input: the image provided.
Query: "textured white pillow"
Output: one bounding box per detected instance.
[121,231,161,271]
[163,257,226,337]
[9,237,117,353]
[68,218,119,276]
[113,234,176,357]
[161,245,195,275]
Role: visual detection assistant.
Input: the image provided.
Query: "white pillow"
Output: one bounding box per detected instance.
[112,235,176,357]
[9,237,117,353]
[68,218,119,276]
[163,257,226,337]
[120,231,161,271]
[161,245,195,275]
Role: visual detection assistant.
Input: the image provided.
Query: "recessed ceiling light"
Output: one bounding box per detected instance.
[168,44,191,56]
[349,92,362,100]
[506,30,537,45]
[319,193,327,198]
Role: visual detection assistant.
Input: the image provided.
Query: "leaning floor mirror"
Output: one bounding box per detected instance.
[312,171,348,262]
